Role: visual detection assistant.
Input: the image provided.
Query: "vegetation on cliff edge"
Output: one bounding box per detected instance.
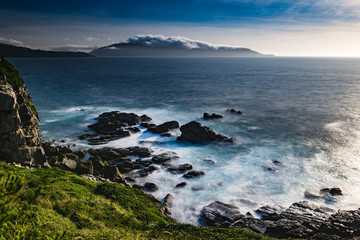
[0,162,274,240]
[0,55,24,90]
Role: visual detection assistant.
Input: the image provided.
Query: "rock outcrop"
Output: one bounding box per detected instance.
[0,56,46,165]
[177,121,236,144]
[200,200,360,239]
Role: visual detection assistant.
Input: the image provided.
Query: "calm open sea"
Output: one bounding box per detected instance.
[9,57,360,224]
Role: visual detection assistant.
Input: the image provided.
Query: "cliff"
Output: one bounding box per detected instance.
[0,55,46,165]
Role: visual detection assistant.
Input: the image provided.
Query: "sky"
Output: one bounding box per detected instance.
[1,0,360,56]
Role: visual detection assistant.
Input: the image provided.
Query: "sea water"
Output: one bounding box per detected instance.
[9,57,360,224]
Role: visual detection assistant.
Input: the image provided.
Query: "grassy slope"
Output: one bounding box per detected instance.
[0,162,275,240]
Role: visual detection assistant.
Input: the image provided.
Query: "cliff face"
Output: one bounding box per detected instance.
[0,55,46,165]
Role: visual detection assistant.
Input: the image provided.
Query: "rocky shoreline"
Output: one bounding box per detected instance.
[37,110,360,239]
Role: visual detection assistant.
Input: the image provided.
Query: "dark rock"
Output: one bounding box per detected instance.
[64,153,79,161]
[177,121,236,144]
[203,112,223,120]
[264,167,277,172]
[255,205,286,221]
[126,127,140,133]
[199,201,245,227]
[139,114,152,122]
[75,160,93,175]
[191,186,205,191]
[175,182,187,188]
[116,159,134,173]
[78,134,97,140]
[89,111,141,135]
[136,159,152,167]
[161,132,172,137]
[272,160,282,165]
[152,153,173,164]
[203,159,216,164]
[147,165,159,172]
[88,148,121,160]
[126,146,153,157]
[320,188,343,196]
[183,170,205,178]
[140,122,156,128]
[148,121,179,134]
[230,218,267,234]
[90,156,106,175]
[102,165,123,182]
[304,190,322,200]
[74,149,86,159]
[168,163,193,174]
[136,169,149,177]
[87,132,131,145]
[58,146,73,154]
[163,193,174,208]
[227,109,243,115]
[144,182,159,192]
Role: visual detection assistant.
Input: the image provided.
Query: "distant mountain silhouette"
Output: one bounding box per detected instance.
[91,35,273,57]
[0,43,95,58]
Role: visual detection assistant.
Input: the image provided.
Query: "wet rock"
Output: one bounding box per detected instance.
[147,165,159,172]
[255,205,286,221]
[74,149,86,159]
[136,159,152,167]
[75,160,93,175]
[167,163,193,174]
[140,122,156,128]
[152,153,173,164]
[163,193,174,208]
[78,134,97,140]
[148,121,179,134]
[58,146,73,154]
[227,109,243,115]
[88,148,121,160]
[161,132,172,137]
[264,167,277,172]
[144,182,159,192]
[64,153,79,161]
[191,186,205,191]
[88,132,130,145]
[199,201,245,227]
[183,170,205,178]
[89,111,150,135]
[177,121,236,144]
[126,146,153,157]
[203,159,216,164]
[320,188,343,196]
[175,182,187,188]
[140,114,152,122]
[304,190,322,200]
[126,127,141,133]
[136,169,149,177]
[203,113,223,120]
[272,160,282,165]
[116,159,134,173]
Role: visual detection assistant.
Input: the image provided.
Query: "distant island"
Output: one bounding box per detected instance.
[0,43,95,58]
[91,35,273,57]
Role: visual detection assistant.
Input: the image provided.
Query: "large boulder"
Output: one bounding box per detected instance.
[148,121,179,134]
[199,201,245,227]
[177,121,236,144]
[88,111,152,135]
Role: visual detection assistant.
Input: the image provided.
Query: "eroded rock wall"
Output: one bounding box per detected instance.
[0,57,45,165]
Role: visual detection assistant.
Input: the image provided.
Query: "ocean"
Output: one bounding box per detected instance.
[9,57,360,224]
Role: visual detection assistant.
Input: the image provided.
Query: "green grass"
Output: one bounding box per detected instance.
[0,162,275,240]
[25,100,39,119]
[0,55,24,90]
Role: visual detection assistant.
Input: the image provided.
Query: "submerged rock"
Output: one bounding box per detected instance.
[320,187,343,196]
[177,121,236,144]
[175,182,187,188]
[226,109,243,115]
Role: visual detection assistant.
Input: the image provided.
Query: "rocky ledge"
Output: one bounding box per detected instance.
[200,200,360,239]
